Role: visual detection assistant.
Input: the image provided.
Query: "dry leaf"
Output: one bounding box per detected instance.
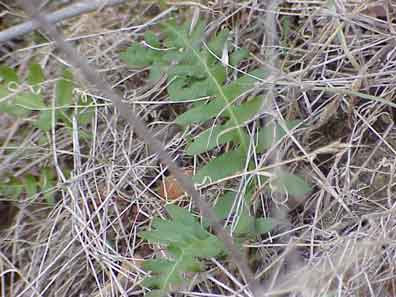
[362,5,387,18]
[158,169,193,200]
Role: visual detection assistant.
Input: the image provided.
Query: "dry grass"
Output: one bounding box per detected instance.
[2,0,396,296]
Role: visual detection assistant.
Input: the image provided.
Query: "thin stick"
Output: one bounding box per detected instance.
[17,0,260,295]
[0,0,128,43]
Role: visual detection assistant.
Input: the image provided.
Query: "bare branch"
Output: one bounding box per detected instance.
[0,0,128,43]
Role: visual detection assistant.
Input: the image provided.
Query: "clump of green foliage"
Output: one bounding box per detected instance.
[0,63,93,204]
[0,64,93,131]
[0,168,57,204]
[121,20,267,184]
[121,18,312,296]
[140,203,276,297]
[140,204,226,297]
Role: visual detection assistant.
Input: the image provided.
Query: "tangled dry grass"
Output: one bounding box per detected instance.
[2,0,396,296]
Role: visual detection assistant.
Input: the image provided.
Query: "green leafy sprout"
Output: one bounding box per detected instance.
[0,63,94,204]
[121,18,312,296]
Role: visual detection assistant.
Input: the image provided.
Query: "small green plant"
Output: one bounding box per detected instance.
[121,20,268,184]
[0,63,93,204]
[140,205,226,297]
[0,167,57,205]
[120,19,306,186]
[0,64,94,132]
[140,195,276,296]
[121,18,312,296]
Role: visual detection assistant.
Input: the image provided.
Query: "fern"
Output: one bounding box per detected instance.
[140,205,226,297]
[121,20,269,183]
[122,19,313,295]
[141,199,276,296]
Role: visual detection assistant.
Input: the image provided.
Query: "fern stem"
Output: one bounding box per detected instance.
[166,25,250,154]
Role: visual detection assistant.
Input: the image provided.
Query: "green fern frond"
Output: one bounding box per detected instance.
[121,20,271,184]
[122,19,313,296]
[140,205,225,296]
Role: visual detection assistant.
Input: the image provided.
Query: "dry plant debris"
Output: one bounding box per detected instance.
[1,0,396,297]
[158,168,193,200]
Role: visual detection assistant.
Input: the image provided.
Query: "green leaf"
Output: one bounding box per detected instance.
[271,172,311,197]
[167,76,210,102]
[188,21,206,48]
[230,96,263,124]
[165,205,208,239]
[0,91,29,118]
[144,290,163,297]
[203,191,237,229]
[15,92,46,110]
[0,177,23,200]
[162,50,186,63]
[256,120,301,153]
[221,69,267,101]
[230,48,249,66]
[141,212,206,245]
[141,221,191,244]
[0,85,46,116]
[174,99,224,125]
[168,62,204,78]
[235,214,274,237]
[254,218,274,234]
[0,67,47,118]
[144,31,160,48]
[166,205,196,226]
[23,175,37,198]
[193,148,246,184]
[143,258,184,288]
[140,203,226,295]
[179,236,225,258]
[143,259,177,274]
[76,95,94,125]
[56,69,74,107]
[163,23,254,152]
[186,125,238,155]
[214,191,236,219]
[148,62,164,81]
[163,20,205,49]
[234,210,255,235]
[77,109,94,125]
[167,246,203,270]
[27,63,45,86]
[120,43,158,67]
[40,167,56,205]
[143,247,203,292]
[35,110,52,131]
[256,122,278,153]
[0,92,45,118]
[207,29,229,58]
[0,65,18,83]
[174,69,267,125]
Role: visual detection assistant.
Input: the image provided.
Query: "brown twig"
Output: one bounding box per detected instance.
[0,0,129,43]
[17,0,260,295]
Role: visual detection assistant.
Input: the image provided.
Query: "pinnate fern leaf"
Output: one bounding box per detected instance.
[120,20,270,185]
[121,20,313,295]
[140,205,225,296]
